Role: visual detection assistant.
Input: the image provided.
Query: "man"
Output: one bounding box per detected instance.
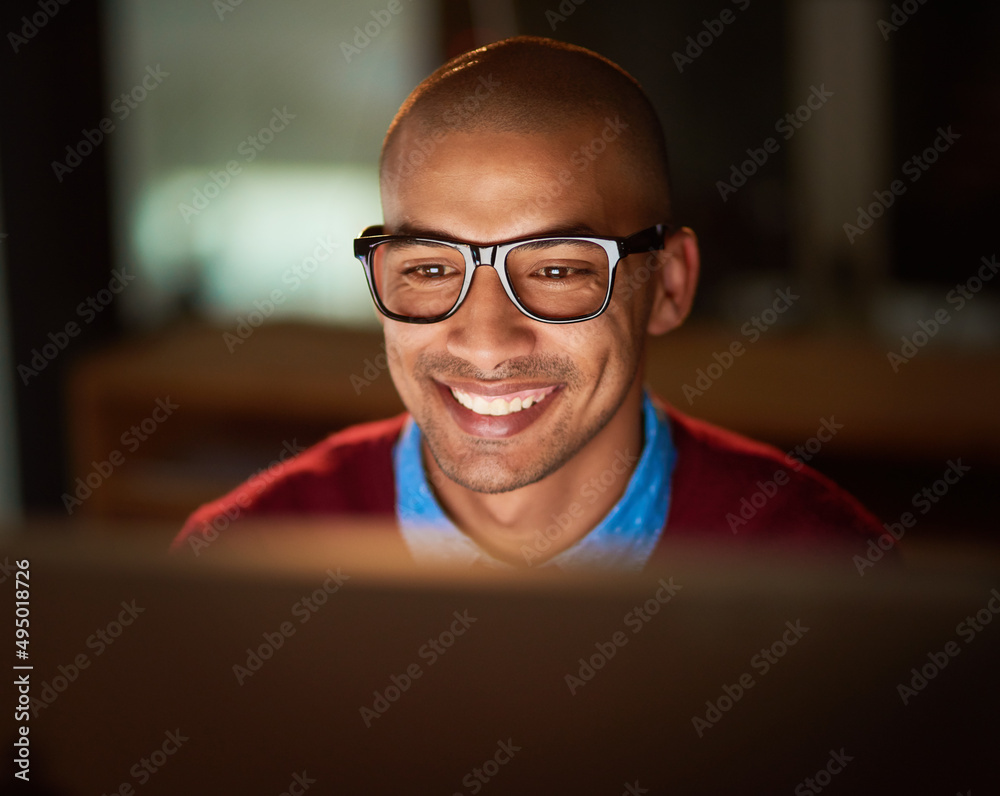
[175,36,882,568]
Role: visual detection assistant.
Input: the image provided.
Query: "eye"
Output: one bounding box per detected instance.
[399,260,463,281]
[406,263,449,278]
[533,263,593,280]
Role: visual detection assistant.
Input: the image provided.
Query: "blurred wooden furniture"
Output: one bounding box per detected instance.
[67,321,1000,523]
[67,323,404,520]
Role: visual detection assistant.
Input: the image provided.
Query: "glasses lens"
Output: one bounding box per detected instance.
[506,239,611,319]
[371,240,466,319]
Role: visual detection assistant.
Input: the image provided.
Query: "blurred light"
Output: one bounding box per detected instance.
[103,0,439,330]
[132,165,382,326]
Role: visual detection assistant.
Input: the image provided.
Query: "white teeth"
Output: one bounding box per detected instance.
[472,395,491,415]
[451,388,551,416]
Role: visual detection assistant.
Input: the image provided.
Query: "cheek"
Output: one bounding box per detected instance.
[594,305,646,384]
[383,324,463,405]
[383,326,423,390]
[554,315,634,380]
[617,263,657,326]
[605,294,643,345]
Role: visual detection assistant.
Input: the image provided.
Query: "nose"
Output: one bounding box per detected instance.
[444,264,537,372]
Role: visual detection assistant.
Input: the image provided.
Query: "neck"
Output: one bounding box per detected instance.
[424,383,647,567]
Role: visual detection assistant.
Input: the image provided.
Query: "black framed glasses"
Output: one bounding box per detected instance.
[353,224,670,324]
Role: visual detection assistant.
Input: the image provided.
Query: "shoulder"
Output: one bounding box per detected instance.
[658,400,883,543]
[274,414,407,493]
[172,414,406,553]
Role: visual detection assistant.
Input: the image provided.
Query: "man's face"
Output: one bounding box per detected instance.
[379,123,660,494]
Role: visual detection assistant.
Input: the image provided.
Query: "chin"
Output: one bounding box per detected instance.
[428,442,559,495]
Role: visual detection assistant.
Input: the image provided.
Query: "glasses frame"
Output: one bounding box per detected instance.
[353,223,670,324]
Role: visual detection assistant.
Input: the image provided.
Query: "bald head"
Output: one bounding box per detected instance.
[380,36,672,222]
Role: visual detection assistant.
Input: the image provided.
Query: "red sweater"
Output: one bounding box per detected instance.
[174,402,885,559]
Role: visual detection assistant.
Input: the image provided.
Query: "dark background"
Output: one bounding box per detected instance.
[0,0,997,531]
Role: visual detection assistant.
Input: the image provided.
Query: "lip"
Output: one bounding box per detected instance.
[434,380,562,439]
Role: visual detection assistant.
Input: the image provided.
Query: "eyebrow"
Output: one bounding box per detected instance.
[391,222,603,243]
[514,238,600,252]
[382,237,456,251]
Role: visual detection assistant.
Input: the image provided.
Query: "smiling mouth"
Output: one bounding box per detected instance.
[449,385,558,416]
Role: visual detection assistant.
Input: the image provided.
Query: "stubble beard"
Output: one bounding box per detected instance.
[410,351,635,495]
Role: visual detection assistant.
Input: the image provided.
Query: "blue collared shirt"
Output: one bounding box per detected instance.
[393,391,676,571]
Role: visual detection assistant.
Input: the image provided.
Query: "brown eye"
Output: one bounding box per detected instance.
[408,264,448,278]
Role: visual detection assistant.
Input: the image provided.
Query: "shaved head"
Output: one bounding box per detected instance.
[380,36,672,222]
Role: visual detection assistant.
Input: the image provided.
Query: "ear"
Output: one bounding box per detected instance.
[646,226,700,336]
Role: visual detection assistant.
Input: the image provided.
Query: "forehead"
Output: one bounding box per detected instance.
[380,126,643,242]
